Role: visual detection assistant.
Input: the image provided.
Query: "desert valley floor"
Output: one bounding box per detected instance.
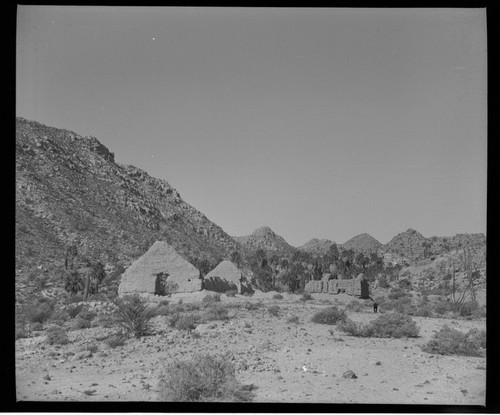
[16,290,486,405]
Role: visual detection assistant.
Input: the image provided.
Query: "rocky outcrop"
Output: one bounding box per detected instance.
[382,228,486,262]
[118,241,202,296]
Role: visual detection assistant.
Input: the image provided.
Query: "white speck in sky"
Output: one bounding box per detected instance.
[152,37,156,40]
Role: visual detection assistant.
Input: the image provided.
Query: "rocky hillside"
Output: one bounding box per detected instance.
[297,238,337,256]
[16,118,239,295]
[342,233,382,253]
[233,226,296,257]
[383,228,486,262]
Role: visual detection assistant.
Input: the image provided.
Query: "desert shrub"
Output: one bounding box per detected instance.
[31,321,43,331]
[46,327,70,345]
[71,310,96,330]
[72,318,91,330]
[300,292,312,302]
[458,301,481,318]
[105,333,127,348]
[27,299,55,324]
[433,300,453,315]
[202,293,221,307]
[153,304,171,317]
[113,295,154,338]
[346,300,363,312]
[367,312,419,337]
[225,290,237,297]
[158,354,253,402]
[83,342,99,353]
[267,305,280,317]
[48,307,70,324]
[184,303,201,312]
[339,312,420,338]
[413,303,432,317]
[243,301,263,311]
[421,325,486,357]
[174,313,201,331]
[67,304,84,319]
[202,304,229,321]
[311,306,348,325]
[286,315,300,324]
[273,294,284,300]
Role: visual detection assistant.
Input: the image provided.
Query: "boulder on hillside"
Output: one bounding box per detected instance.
[118,241,201,297]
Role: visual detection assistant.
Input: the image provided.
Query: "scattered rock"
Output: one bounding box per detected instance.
[343,370,358,379]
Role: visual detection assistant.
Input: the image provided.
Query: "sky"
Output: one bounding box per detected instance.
[17,7,487,246]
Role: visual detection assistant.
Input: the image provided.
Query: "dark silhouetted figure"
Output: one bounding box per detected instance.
[373,302,378,313]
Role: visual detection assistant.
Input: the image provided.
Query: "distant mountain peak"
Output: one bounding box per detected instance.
[297,238,336,256]
[342,233,382,252]
[233,226,295,256]
[252,226,276,236]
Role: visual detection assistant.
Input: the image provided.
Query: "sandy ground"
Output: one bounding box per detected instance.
[16,291,486,404]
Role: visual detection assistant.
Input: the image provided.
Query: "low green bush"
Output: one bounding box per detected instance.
[243,301,263,310]
[346,300,363,312]
[421,325,486,357]
[267,305,280,317]
[286,315,300,324]
[158,354,254,402]
[67,304,84,319]
[311,306,347,325]
[458,301,481,318]
[433,300,453,315]
[105,333,127,348]
[339,312,420,338]
[174,313,201,331]
[272,294,284,300]
[202,293,221,307]
[48,307,70,324]
[202,304,229,321]
[27,299,55,324]
[300,292,312,302]
[46,327,70,345]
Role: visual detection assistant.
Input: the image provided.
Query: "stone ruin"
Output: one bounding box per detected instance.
[118,241,202,297]
[305,273,370,298]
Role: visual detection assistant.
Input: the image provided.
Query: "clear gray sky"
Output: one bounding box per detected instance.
[17,7,487,246]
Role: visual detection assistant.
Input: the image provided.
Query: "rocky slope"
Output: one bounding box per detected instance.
[16,118,239,297]
[233,226,296,257]
[297,238,337,256]
[383,229,486,263]
[342,233,382,253]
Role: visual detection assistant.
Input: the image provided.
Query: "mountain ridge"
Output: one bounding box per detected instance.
[16,117,239,291]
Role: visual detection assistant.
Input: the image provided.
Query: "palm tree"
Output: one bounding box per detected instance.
[64,269,84,296]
